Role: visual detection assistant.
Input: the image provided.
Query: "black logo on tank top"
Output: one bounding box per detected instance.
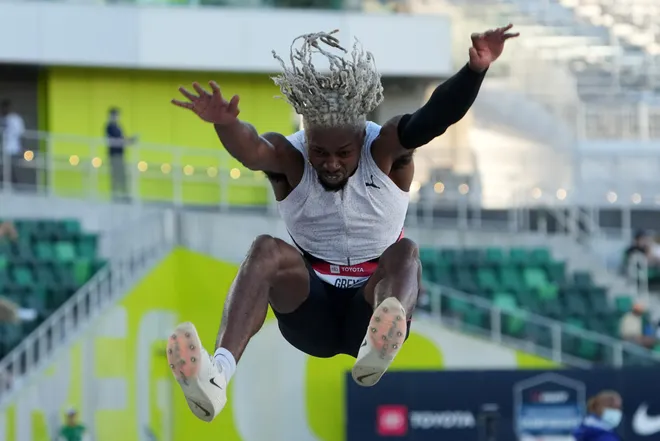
[365,175,381,189]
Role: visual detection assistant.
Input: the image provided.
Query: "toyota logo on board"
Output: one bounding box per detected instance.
[377,405,409,436]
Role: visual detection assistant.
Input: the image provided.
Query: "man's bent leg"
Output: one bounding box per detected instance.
[362,238,421,313]
[167,235,310,423]
[216,235,310,360]
[349,238,421,387]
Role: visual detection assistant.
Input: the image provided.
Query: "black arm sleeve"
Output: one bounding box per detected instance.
[397,63,487,149]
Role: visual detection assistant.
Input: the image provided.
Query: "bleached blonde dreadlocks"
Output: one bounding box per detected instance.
[271,30,384,130]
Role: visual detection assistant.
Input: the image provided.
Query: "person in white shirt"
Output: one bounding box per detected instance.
[0,100,26,186]
[619,303,656,348]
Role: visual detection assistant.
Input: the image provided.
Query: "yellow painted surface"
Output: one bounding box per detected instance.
[515,351,562,369]
[45,68,293,205]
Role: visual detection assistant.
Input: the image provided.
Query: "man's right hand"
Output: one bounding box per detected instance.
[172,81,240,126]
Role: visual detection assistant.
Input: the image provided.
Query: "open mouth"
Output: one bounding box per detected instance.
[323,173,343,183]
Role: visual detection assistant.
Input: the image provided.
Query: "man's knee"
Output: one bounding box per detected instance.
[382,238,420,267]
[246,235,283,268]
[246,235,305,280]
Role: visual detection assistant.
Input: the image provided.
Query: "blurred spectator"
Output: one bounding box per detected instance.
[573,390,622,441]
[1,222,37,323]
[0,297,19,323]
[623,230,655,265]
[0,294,37,324]
[106,107,138,201]
[622,230,660,290]
[0,100,25,188]
[619,303,656,349]
[0,221,18,241]
[57,408,88,441]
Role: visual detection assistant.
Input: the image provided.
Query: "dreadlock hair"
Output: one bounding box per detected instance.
[271,30,384,131]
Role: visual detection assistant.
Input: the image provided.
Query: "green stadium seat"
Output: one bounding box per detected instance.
[494,292,517,309]
[499,265,524,292]
[77,235,98,259]
[463,307,488,330]
[477,267,500,291]
[13,242,35,261]
[530,248,551,264]
[456,271,478,294]
[546,261,567,285]
[485,247,505,263]
[614,296,634,314]
[35,242,55,261]
[526,323,552,349]
[493,293,526,336]
[586,317,608,335]
[447,296,471,315]
[516,290,539,310]
[63,219,81,235]
[604,313,622,337]
[73,260,93,286]
[419,248,439,267]
[34,263,57,288]
[564,294,588,316]
[588,288,611,316]
[440,249,458,264]
[55,242,77,262]
[419,245,652,366]
[12,265,34,288]
[0,218,105,359]
[523,267,548,289]
[435,264,454,285]
[573,271,593,287]
[463,249,482,264]
[509,248,528,263]
[535,298,563,319]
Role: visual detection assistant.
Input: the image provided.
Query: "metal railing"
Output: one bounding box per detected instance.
[0,210,175,405]
[5,129,660,242]
[423,282,660,368]
[0,130,272,209]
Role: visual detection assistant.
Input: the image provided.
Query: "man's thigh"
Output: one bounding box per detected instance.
[270,259,343,358]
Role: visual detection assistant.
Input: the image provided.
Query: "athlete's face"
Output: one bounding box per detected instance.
[306,126,363,192]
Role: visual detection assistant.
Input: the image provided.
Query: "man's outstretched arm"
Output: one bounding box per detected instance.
[172,81,298,175]
[383,25,519,154]
[397,64,486,149]
[213,120,292,173]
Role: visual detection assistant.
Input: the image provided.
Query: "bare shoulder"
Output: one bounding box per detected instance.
[379,116,403,135]
[262,131,293,149]
[261,131,304,188]
[371,116,407,172]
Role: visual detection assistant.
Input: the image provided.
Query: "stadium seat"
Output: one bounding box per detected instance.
[420,245,644,364]
[0,219,106,359]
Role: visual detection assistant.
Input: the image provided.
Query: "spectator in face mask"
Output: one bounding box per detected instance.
[573,390,622,441]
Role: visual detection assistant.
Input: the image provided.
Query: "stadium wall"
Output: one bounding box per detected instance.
[44,68,292,204]
[0,248,558,441]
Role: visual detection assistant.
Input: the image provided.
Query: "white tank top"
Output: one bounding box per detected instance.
[278,121,410,288]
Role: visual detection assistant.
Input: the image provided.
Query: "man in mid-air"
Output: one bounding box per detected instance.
[167,26,518,422]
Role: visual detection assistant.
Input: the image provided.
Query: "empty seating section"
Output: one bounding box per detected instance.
[0,219,105,358]
[420,246,653,364]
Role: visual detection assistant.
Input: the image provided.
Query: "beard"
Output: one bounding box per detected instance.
[318,175,348,192]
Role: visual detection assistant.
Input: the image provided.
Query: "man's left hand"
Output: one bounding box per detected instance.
[468,24,519,72]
